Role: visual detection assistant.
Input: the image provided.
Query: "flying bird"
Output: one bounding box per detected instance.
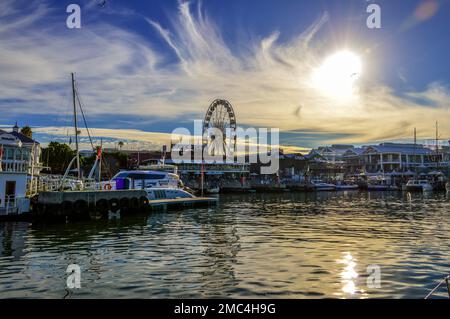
[293,105,302,118]
[98,0,107,8]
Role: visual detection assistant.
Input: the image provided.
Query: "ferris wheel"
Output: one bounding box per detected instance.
[203,99,237,157]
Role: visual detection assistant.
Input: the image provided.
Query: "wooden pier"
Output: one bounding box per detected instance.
[32,190,218,222]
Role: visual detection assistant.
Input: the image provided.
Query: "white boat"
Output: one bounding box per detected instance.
[206,187,220,194]
[311,180,336,191]
[405,179,433,192]
[108,170,195,200]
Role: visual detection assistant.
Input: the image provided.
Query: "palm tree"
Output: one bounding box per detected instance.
[20,126,33,138]
[118,141,124,150]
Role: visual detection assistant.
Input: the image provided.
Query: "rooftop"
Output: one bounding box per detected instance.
[363,143,434,155]
[9,131,39,145]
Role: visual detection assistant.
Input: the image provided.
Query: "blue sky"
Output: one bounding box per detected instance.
[1,0,450,151]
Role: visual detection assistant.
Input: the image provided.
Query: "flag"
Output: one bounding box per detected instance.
[97,146,102,159]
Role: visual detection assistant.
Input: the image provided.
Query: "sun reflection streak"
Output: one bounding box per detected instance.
[338,252,359,295]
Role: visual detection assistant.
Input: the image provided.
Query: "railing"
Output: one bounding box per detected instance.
[27,175,98,196]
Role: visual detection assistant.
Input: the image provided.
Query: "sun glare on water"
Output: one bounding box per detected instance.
[312,50,362,99]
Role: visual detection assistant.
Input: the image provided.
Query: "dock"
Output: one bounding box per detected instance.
[32,190,218,222]
[35,189,148,221]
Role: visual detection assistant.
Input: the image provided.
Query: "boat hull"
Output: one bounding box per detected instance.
[405,185,433,192]
[335,185,358,190]
[314,186,336,191]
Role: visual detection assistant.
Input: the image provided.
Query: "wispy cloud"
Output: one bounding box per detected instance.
[1,0,449,149]
[32,125,309,155]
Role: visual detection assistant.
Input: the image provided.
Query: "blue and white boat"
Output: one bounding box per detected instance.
[405,179,433,192]
[106,170,195,200]
[311,180,336,191]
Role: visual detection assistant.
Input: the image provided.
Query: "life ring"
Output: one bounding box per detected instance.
[139,196,149,208]
[104,183,112,190]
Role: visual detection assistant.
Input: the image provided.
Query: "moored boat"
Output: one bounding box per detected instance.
[311,180,336,191]
[206,186,220,194]
[405,179,433,192]
[335,181,358,190]
[109,170,195,200]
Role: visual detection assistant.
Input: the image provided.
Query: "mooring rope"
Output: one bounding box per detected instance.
[424,275,450,299]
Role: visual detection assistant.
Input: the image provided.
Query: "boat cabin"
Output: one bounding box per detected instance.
[112,170,181,190]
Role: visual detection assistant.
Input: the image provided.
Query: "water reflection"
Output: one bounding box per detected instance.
[338,252,359,296]
[0,222,28,260]
[0,191,449,298]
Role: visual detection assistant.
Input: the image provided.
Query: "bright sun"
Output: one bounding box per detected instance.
[312,50,362,99]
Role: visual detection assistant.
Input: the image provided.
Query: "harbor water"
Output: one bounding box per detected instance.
[1,191,449,298]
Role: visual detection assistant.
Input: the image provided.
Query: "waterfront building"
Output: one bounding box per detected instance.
[249,150,309,184]
[343,147,365,175]
[0,124,42,175]
[306,146,350,181]
[0,127,35,214]
[309,145,355,165]
[360,143,440,174]
[278,153,308,182]
[169,159,250,190]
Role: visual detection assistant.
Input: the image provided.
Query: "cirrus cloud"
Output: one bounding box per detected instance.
[0,0,449,150]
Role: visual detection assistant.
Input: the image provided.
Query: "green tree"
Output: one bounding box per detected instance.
[20,126,33,138]
[41,141,76,174]
[118,141,124,150]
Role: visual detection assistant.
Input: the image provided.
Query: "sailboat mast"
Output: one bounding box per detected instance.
[71,73,81,179]
[435,121,439,169]
[413,127,416,175]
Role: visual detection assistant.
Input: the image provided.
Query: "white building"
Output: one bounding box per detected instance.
[361,143,439,174]
[309,144,355,164]
[0,124,42,175]
[0,124,40,215]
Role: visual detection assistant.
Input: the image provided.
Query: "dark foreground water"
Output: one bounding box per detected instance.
[1,191,449,299]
